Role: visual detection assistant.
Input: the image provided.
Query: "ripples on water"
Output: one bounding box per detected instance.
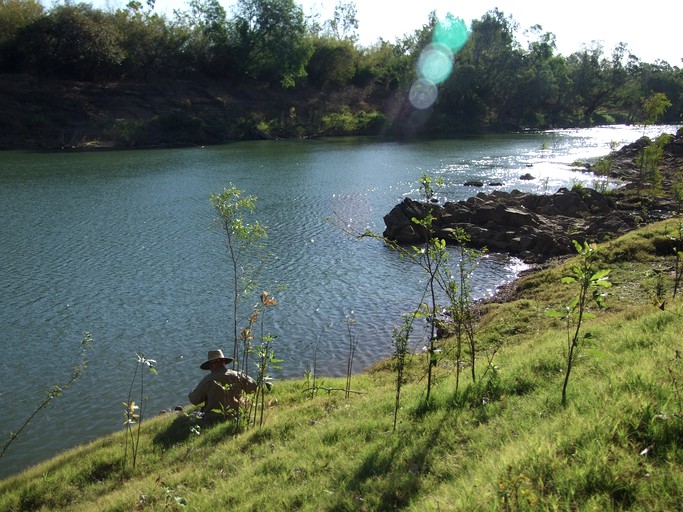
[0,125,678,477]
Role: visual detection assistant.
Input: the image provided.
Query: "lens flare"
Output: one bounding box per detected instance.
[417,43,453,84]
[408,13,470,111]
[409,78,438,110]
[433,14,469,53]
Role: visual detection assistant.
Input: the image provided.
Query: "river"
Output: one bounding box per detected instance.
[0,124,678,478]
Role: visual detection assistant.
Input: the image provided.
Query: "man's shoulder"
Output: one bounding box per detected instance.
[214,368,246,379]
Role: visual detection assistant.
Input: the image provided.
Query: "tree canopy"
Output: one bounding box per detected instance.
[0,0,680,139]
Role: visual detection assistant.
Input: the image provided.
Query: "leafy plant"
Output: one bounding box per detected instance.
[1,332,94,459]
[640,92,672,128]
[545,240,611,405]
[122,352,157,476]
[409,213,450,401]
[636,134,672,195]
[445,228,483,390]
[250,290,280,428]
[591,154,613,177]
[210,184,268,371]
[418,172,444,202]
[210,382,239,424]
[344,316,359,400]
[391,312,415,432]
[303,327,327,399]
[350,173,484,412]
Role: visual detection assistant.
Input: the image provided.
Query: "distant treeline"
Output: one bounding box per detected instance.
[1,0,681,135]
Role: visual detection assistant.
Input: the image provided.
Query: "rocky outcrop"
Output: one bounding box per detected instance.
[383,188,638,262]
[384,128,683,263]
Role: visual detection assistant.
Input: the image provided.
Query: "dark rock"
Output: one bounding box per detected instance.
[383,184,663,263]
[383,129,683,263]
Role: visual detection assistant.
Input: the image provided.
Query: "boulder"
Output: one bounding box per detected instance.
[383,129,683,262]
[383,187,644,262]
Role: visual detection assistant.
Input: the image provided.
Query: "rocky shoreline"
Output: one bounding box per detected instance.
[383,128,683,263]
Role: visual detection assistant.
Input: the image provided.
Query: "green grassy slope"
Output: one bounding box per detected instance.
[1,219,682,511]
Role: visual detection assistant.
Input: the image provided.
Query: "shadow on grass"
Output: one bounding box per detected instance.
[152,414,198,450]
[331,408,453,511]
[154,412,248,450]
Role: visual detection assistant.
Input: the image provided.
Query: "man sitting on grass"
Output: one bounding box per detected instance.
[188,349,257,424]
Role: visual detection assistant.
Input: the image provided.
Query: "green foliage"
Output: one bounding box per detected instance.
[306,37,358,88]
[590,154,613,176]
[344,316,359,400]
[545,240,611,405]
[248,290,280,428]
[0,1,681,140]
[446,228,483,389]
[407,212,450,402]
[319,108,384,135]
[417,172,443,202]
[636,133,672,195]
[1,332,94,460]
[121,353,157,476]
[14,4,125,81]
[641,92,672,126]
[114,3,173,80]
[319,1,358,41]
[0,0,43,44]
[210,184,268,370]
[390,313,412,432]
[233,0,313,86]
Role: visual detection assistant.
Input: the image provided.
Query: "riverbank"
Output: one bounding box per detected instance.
[1,214,682,509]
[8,128,644,481]
[0,73,387,150]
[4,70,678,152]
[2,130,683,508]
[384,127,683,263]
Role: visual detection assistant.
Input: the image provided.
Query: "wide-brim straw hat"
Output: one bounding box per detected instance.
[200,349,233,370]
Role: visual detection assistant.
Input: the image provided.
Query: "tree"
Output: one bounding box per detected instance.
[14,3,124,81]
[636,133,672,196]
[114,1,172,80]
[545,241,610,405]
[566,43,629,123]
[233,0,313,87]
[170,0,235,76]
[0,0,43,44]
[448,9,523,128]
[641,91,672,126]
[511,26,571,128]
[307,36,358,88]
[210,185,267,370]
[0,0,44,71]
[354,39,412,90]
[323,1,358,42]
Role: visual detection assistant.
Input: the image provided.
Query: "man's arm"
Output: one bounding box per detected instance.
[188,376,209,405]
[240,373,258,394]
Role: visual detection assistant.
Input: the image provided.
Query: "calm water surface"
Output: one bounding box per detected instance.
[0,125,677,477]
